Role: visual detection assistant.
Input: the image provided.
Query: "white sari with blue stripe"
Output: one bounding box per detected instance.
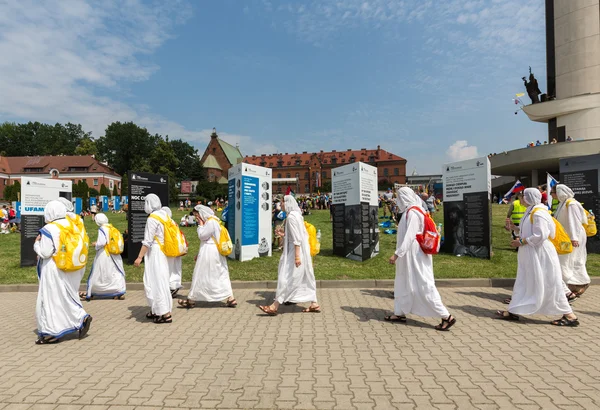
[86,226,126,299]
[34,219,89,338]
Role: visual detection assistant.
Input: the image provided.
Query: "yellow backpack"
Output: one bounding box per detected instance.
[104,224,124,255]
[530,208,573,254]
[149,213,188,257]
[51,219,89,272]
[566,200,597,237]
[209,217,233,256]
[304,221,320,256]
[66,214,89,251]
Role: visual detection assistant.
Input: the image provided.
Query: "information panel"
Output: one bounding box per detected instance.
[331,162,379,261]
[227,163,272,261]
[127,172,169,264]
[20,177,72,267]
[560,154,600,254]
[442,157,491,259]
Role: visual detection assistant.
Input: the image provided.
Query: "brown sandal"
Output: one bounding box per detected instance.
[302,305,321,313]
[258,305,278,316]
[225,298,237,308]
[178,299,195,309]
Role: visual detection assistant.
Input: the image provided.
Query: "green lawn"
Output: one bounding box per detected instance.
[1,205,598,284]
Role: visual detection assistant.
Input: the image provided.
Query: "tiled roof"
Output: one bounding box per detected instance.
[0,155,120,176]
[243,147,405,167]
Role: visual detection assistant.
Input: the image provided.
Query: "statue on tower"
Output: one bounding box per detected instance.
[522,66,542,104]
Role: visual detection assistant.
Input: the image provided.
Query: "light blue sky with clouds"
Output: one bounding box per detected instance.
[0,0,548,173]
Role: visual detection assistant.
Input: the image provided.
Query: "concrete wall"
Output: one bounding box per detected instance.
[557,106,600,139]
[555,0,600,99]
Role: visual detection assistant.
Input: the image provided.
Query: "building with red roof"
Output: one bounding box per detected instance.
[243,145,406,194]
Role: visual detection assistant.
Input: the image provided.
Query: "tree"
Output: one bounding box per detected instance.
[75,136,98,156]
[72,179,90,199]
[169,138,204,181]
[2,181,20,201]
[89,188,99,197]
[112,185,118,197]
[0,121,91,156]
[196,181,228,202]
[121,174,128,196]
[96,122,159,176]
[99,184,110,196]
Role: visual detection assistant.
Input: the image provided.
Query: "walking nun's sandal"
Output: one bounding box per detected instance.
[495,310,519,321]
[35,336,59,345]
[302,305,321,313]
[225,298,238,308]
[258,305,278,316]
[566,293,579,304]
[79,316,93,339]
[435,315,457,331]
[384,315,407,322]
[551,315,579,327]
[113,295,125,300]
[153,314,172,324]
[146,312,159,320]
[178,299,195,309]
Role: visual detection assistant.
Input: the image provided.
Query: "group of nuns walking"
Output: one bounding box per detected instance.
[34,184,588,344]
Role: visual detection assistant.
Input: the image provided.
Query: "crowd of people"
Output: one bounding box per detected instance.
[30,179,592,343]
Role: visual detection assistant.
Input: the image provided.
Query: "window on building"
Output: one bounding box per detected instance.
[109,180,114,190]
[305,184,309,193]
[212,147,216,154]
[331,158,337,164]
[350,156,356,163]
[394,168,399,176]
[322,171,327,179]
[68,167,88,172]
[295,172,300,179]
[277,186,282,193]
[277,173,282,178]
[295,160,301,165]
[118,182,122,189]
[93,179,98,186]
[286,173,291,178]
[383,168,389,177]
[304,172,309,179]
[24,167,43,173]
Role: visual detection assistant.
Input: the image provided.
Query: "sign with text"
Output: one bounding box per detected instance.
[442,157,491,259]
[227,163,272,261]
[180,181,193,194]
[560,154,600,254]
[127,172,169,264]
[332,162,379,261]
[20,177,72,267]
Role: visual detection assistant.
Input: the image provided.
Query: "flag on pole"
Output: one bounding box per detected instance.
[500,180,525,203]
[546,173,558,209]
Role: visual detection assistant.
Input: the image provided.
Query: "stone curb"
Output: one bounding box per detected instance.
[2,277,598,292]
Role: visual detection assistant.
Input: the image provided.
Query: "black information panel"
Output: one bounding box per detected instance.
[20,215,45,267]
[442,192,491,259]
[560,167,600,254]
[127,172,169,264]
[332,203,379,261]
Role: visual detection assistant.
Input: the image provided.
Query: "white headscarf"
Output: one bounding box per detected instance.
[194,204,214,222]
[395,187,422,213]
[283,195,301,214]
[556,184,574,203]
[555,184,587,223]
[522,187,542,208]
[144,194,162,214]
[95,213,109,227]
[162,206,172,218]
[57,197,74,212]
[44,200,67,223]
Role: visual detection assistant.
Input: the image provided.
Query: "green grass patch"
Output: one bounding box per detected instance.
[1,205,598,284]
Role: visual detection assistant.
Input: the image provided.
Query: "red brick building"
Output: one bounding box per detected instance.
[0,155,121,195]
[199,128,244,184]
[243,146,406,194]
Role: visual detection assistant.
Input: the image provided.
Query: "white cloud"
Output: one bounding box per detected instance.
[0,0,273,156]
[446,140,480,162]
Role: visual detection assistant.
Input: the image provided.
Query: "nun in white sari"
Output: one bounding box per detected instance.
[499,188,579,326]
[57,197,87,299]
[34,201,92,344]
[259,195,319,315]
[553,184,590,298]
[162,206,183,297]
[179,205,236,308]
[85,213,126,300]
[386,187,455,331]
[133,194,173,323]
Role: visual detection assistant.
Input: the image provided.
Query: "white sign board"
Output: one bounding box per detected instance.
[332,162,378,206]
[443,157,491,201]
[227,163,273,261]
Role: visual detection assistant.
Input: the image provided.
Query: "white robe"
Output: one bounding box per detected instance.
[555,200,589,286]
[394,209,449,318]
[168,256,183,291]
[63,212,86,296]
[35,220,89,338]
[188,219,233,302]
[142,211,173,316]
[86,226,126,298]
[508,205,572,316]
[275,212,317,304]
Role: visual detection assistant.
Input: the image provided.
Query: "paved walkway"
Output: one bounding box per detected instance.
[1,287,599,410]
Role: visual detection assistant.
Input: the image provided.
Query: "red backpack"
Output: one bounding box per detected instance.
[407,206,440,255]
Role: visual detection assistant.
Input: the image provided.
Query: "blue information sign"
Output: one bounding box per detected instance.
[241,175,259,245]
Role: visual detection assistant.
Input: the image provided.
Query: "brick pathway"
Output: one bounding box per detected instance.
[1,287,599,410]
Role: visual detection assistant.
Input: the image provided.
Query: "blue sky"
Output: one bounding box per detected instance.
[0,0,548,173]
